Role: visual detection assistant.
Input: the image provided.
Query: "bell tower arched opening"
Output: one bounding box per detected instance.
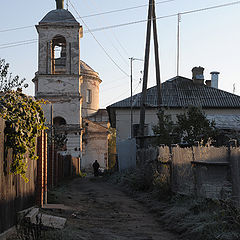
[51,35,66,74]
[53,116,67,127]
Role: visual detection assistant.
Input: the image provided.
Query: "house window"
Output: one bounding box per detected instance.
[86,89,91,104]
[51,35,66,74]
[133,124,148,137]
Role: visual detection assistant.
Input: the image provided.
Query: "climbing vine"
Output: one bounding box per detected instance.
[0,90,46,182]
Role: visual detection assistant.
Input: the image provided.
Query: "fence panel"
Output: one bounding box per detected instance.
[171,146,194,195]
[0,118,38,234]
[137,143,240,204]
[193,146,229,163]
[230,148,240,207]
[117,139,136,171]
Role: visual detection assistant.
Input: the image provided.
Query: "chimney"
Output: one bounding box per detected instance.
[192,66,204,85]
[205,80,211,87]
[210,71,220,89]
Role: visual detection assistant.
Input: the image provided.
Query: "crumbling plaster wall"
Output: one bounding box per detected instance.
[37,75,81,94]
[81,77,100,117]
[82,134,108,170]
[42,100,81,125]
[37,25,81,75]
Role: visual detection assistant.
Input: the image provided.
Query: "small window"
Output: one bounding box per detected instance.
[86,89,91,104]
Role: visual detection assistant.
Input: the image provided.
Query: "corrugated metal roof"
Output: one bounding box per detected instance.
[108,77,240,109]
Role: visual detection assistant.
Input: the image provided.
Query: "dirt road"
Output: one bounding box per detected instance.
[46,177,179,240]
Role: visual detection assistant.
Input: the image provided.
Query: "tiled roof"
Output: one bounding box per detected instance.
[108,76,240,109]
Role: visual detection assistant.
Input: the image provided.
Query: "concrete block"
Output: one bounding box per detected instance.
[32,214,66,229]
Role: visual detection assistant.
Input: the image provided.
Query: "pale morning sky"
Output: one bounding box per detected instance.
[0,0,240,108]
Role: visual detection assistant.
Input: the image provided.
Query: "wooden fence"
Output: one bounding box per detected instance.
[137,145,240,206]
[48,148,81,188]
[0,118,47,234]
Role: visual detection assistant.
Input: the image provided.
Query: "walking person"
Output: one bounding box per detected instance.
[92,160,100,177]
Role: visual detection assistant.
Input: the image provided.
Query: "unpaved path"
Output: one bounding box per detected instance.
[46,177,179,240]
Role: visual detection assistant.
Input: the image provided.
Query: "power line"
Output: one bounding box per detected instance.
[0,0,175,33]
[104,88,130,106]
[86,0,130,65]
[86,0,240,33]
[79,0,175,19]
[180,0,240,15]
[0,39,37,47]
[69,1,129,77]
[1,0,240,49]
[0,40,37,50]
[0,25,34,33]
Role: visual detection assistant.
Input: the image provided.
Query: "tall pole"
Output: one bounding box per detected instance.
[50,103,54,188]
[152,0,162,107]
[177,13,181,76]
[139,0,153,141]
[66,0,69,10]
[130,57,133,138]
[129,57,143,138]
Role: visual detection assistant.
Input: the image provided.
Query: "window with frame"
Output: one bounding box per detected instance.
[86,89,91,103]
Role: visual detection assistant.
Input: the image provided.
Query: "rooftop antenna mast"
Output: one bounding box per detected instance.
[66,0,69,10]
[139,0,162,147]
[177,13,181,76]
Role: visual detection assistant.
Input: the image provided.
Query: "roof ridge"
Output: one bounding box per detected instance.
[107,76,240,109]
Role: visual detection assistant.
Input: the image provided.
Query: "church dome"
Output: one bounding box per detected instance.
[80,60,101,82]
[40,9,79,24]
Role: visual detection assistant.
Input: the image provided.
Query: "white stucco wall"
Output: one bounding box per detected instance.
[115,108,240,143]
[36,20,83,158]
[81,78,100,117]
[82,135,108,170]
[37,25,82,75]
[37,75,81,94]
[42,101,81,125]
[115,109,158,142]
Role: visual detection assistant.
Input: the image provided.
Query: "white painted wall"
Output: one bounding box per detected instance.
[82,135,108,170]
[115,108,240,143]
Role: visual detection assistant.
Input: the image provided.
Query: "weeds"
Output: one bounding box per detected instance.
[110,169,240,240]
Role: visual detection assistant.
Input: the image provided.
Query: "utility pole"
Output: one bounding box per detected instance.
[130,57,133,139]
[129,57,144,138]
[139,0,162,147]
[139,0,153,142]
[152,0,162,107]
[177,13,181,76]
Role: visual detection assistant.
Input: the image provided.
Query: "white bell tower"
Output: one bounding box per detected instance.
[33,0,83,157]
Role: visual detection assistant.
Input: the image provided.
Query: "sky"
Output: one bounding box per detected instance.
[0,0,240,108]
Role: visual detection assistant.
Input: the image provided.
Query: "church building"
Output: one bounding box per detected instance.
[33,0,109,171]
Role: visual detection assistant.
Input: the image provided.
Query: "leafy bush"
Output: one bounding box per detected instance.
[0,90,46,181]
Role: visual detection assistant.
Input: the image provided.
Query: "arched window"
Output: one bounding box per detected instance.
[53,116,66,127]
[51,35,66,74]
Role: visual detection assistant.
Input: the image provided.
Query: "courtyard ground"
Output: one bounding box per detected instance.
[40,176,180,240]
